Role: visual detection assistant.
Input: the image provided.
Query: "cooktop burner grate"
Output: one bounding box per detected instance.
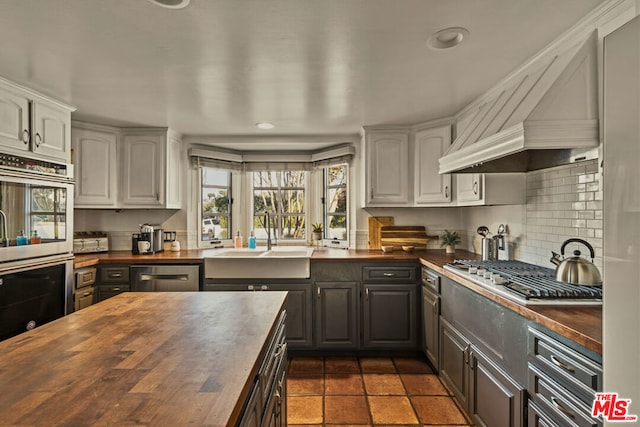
[453,260,602,300]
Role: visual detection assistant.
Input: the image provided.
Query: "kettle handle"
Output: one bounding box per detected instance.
[560,238,595,259]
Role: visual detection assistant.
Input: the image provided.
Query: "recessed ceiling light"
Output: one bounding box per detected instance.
[146,0,191,10]
[427,27,470,50]
[256,122,275,130]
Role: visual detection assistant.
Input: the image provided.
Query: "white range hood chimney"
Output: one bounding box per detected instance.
[439,31,599,174]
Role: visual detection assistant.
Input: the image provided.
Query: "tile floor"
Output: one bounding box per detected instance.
[287,356,475,426]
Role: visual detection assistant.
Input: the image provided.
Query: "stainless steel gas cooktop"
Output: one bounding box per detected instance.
[443,260,602,306]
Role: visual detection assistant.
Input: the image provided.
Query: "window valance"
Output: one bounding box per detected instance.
[189,144,354,171]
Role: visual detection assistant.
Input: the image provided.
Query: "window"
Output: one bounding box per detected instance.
[201,167,231,240]
[253,171,306,242]
[323,165,348,244]
[30,186,66,240]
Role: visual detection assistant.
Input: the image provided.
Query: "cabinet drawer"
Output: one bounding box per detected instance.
[421,268,440,293]
[528,363,600,427]
[363,266,417,282]
[100,266,130,284]
[259,311,287,407]
[529,327,601,400]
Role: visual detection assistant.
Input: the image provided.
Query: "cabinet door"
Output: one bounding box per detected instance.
[468,347,524,427]
[414,125,452,204]
[440,317,471,408]
[363,284,418,349]
[422,285,440,370]
[121,133,164,206]
[366,131,410,205]
[268,284,313,349]
[72,128,118,207]
[0,86,30,154]
[32,101,71,162]
[457,173,482,203]
[314,282,359,349]
[165,131,182,209]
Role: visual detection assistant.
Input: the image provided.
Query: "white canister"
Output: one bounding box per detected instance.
[170,240,181,252]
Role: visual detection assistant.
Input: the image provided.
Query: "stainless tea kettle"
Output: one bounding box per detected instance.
[550,238,602,286]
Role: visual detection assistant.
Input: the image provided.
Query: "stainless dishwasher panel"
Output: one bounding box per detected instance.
[131,265,200,292]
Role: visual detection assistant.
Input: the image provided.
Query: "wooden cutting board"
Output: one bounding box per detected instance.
[368,216,394,249]
[380,226,438,249]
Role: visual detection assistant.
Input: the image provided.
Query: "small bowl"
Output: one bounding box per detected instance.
[402,245,415,252]
[381,245,394,253]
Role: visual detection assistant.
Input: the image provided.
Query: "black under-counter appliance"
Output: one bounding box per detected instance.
[0,262,66,340]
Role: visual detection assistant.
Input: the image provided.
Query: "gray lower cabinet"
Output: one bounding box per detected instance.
[469,346,525,427]
[439,317,471,408]
[314,282,359,349]
[421,267,441,369]
[95,264,130,303]
[527,326,602,427]
[440,316,525,427]
[202,282,313,349]
[363,284,418,349]
[237,311,287,427]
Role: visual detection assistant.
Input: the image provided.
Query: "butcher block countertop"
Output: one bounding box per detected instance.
[73,248,602,354]
[0,292,287,426]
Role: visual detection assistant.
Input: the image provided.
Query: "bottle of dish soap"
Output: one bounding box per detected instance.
[30,230,41,245]
[16,230,28,246]
[248,230,257,250]
[234,231,243,249]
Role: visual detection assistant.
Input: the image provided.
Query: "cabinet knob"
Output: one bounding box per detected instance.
[445,186,449,198]
[473,181,478,195]
[35,132,42,148]
[365,287,370,300]
[22,129,30,144]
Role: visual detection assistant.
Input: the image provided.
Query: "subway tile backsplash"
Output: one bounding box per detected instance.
[518,159,603,270]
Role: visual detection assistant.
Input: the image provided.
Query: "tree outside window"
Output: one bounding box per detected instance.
[201,168,231,240]
[253,171,306,241]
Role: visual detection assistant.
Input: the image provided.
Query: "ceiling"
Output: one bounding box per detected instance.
[0,0,605,140]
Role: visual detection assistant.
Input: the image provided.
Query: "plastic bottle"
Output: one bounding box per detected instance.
[16,230,28,246]
[30,230,41,245]
[248,230,257,250]
[234,231,243,249]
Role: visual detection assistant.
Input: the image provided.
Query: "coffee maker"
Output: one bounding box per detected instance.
[135,224,155,254]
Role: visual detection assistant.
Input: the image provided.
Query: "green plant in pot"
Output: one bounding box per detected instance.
[312,223,324,241]
[441,230,461,254]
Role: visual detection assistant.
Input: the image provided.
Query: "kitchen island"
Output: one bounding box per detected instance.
[0,292,287,426]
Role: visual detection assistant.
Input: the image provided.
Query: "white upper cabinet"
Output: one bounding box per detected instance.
[0,78,74,163]
[364,129,410,206]
[0,86,31,154]
[457,173,482,203]
[456,173,526,206]
[120,128,182,209]
[72,125,118,208]
[72,124,182,209]
[32,100,71,162]
[414,125,453,205]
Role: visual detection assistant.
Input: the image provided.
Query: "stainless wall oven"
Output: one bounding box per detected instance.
[0,154,74,338]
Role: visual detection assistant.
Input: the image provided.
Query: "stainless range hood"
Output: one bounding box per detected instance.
[439,32,599,174]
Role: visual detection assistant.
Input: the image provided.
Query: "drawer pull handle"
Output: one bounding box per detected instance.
[111,273,122,278]
[550,355,575,373]
[112,287,121,291]
[365,287,370,300]
[551,396,575,418]
[274,342,287,359]
[317,287,321,299]
[383,273,396,277]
